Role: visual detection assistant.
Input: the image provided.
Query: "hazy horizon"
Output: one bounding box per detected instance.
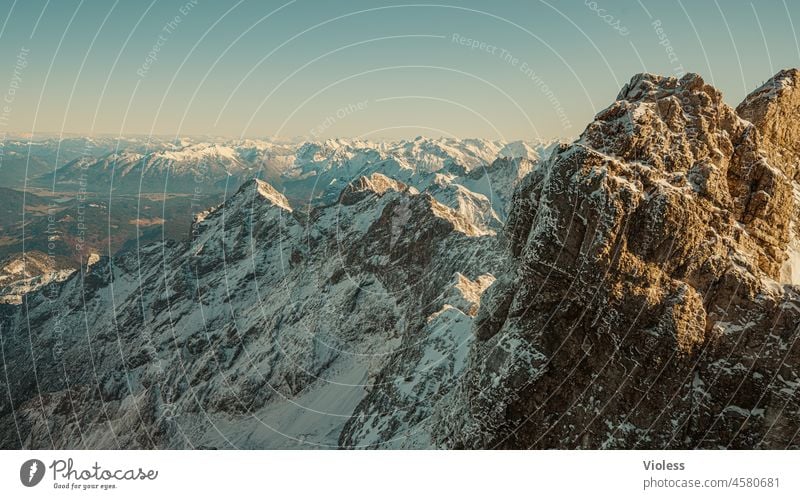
[0,131,570,143]
[0,0,798,141]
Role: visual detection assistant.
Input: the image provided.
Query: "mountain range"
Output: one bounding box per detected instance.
[1,70,799,449]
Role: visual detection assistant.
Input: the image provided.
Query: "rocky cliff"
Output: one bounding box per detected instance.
[431,71,800,449]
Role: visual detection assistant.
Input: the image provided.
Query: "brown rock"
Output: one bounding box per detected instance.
[432,71,800,449]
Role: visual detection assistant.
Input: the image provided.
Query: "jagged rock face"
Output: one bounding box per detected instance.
[582,72,792,279]
[737,69,800,285]
[432,72,800,449]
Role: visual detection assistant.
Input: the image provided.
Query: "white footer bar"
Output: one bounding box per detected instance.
[0,450,797,498]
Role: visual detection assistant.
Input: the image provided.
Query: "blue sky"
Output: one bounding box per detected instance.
[0,0,798,140]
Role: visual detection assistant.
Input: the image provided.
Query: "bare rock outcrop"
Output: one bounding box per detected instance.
[737,69,800,180]
[432,71,800,449]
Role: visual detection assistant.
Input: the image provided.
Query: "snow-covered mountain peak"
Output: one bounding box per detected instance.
[150,142,241,163]
[432,272,496,317]
[247,178,293,212]
[105,150,145,163]
[425,194,493,237]
[338,173,417,205]
[192,178,291,231]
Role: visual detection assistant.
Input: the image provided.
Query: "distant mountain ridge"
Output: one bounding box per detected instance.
[23,137,558,197]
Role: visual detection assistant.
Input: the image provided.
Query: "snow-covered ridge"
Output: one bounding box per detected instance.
[282,136,557,179]
[31,136,559,197]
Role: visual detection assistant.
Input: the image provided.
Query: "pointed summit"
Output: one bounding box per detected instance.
[737,68,800,179]
[235,178,293,212]
[616,72,716,102]
[338,172,417,205]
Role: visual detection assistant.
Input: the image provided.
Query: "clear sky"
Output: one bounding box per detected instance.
[0,0,798,141]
